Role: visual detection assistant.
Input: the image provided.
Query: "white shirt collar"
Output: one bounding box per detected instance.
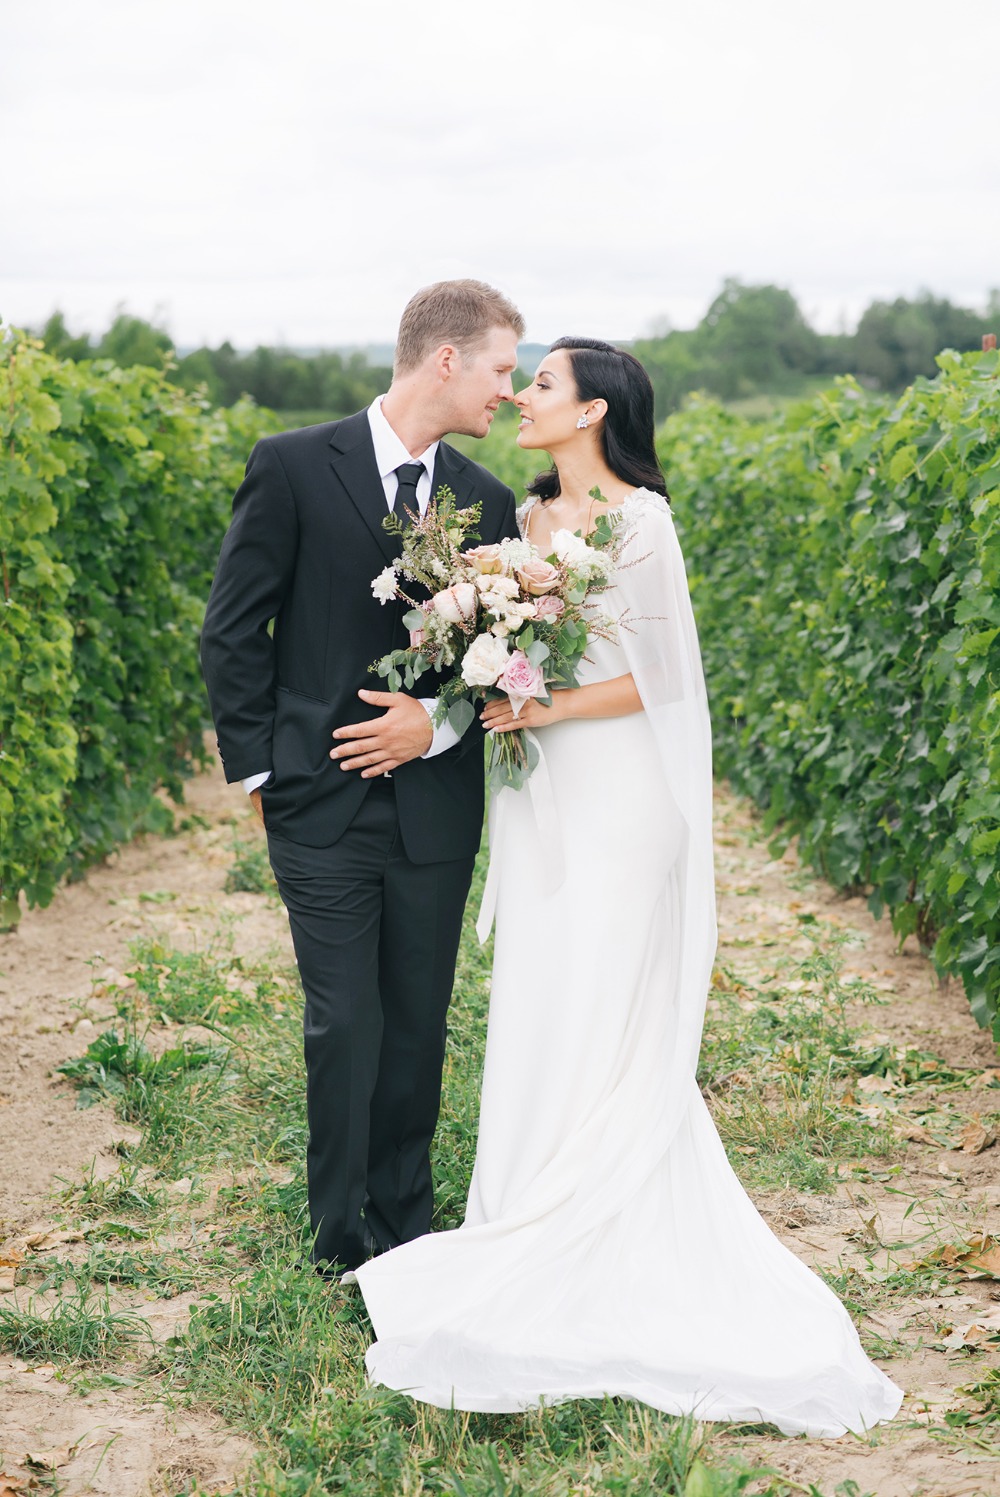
[367,394,439,481]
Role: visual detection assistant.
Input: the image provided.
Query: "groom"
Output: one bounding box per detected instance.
[201,280,524,1271]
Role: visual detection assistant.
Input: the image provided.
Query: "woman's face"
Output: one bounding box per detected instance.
[513,348,590,450]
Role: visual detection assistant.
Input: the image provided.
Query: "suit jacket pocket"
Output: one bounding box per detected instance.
[266,686,338,811]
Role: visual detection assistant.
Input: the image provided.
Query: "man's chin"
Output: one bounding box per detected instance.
[452,417,493,440]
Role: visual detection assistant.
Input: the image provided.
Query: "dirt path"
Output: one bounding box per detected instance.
[1,760,998,1495]
[0,763,273,1496]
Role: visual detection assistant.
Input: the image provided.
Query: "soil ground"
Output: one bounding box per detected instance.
[1,757,998,1496]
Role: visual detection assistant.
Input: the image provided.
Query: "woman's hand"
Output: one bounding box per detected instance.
[481,692,569,733]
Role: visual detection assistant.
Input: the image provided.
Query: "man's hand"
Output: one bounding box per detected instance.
[331,690,433,777]
[249,788,265,824]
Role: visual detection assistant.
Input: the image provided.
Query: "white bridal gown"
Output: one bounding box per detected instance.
[351,490,903,1437]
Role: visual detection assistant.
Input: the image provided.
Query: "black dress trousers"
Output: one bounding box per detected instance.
[266,775,476,1270]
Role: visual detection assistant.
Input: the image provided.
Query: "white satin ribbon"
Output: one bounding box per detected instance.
[476,728,564,944]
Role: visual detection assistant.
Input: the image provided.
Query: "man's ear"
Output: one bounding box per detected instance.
[434,343,460,381]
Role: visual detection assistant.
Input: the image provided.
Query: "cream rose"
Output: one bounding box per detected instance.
[460,632,510,687]
[431,581,477,625]
[516,558,562,595]
[465,543,504,575]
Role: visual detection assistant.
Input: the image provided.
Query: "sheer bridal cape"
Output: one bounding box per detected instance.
[350,490,903,1437]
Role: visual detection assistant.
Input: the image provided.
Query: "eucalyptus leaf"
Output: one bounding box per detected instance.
[447,698,476,737]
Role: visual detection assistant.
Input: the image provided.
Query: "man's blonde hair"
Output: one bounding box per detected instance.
[394,279,525,374]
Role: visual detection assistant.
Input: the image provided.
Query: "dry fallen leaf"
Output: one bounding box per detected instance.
[0,1475,31,1497]
[895,1121,937,1145]
[169,1177,193,1196]
[25,1443,77,1471]
[956,1117,995,1155]
[857,1074,895,1095]
[907,1234,1000,1279]
[24,1229,84,1252]
[941,1322,998,1350]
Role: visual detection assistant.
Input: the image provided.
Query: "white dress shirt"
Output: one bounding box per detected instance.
[242,397,458,794]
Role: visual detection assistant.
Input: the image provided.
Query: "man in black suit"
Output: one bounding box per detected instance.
[201,280,524,1271]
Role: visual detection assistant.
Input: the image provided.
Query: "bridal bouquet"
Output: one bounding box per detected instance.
[370,486,619,790]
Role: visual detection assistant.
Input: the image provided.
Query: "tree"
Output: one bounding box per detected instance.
[696,279,822,400]
[38,311,93,361]
[854,294,989,389]
[97,311,174,370]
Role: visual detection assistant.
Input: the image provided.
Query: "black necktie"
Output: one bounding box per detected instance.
[393,462,424,529]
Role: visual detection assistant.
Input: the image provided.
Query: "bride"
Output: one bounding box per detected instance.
[349,338,904,1437]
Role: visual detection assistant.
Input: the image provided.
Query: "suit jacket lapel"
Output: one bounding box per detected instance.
[328,419,486,563]
[328,411,399,565]
[431,442,482,526]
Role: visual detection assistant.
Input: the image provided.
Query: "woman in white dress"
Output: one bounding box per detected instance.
[349,339,903,1438]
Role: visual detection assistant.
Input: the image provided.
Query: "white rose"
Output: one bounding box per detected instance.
[432,581,478,624]
[550,529,593,568]
[460,632,510,687]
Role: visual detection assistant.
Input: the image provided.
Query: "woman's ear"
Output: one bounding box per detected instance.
[587,398,608,424]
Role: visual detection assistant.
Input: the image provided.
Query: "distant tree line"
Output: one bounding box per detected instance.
[34,280,1000,422]
[634,280,999,416]
[36,310,393,418]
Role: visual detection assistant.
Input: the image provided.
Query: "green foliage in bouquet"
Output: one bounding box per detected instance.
[0,329,282,925]
[662,346,1000,1033]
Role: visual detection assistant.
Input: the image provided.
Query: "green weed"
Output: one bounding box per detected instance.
[0,1286,149,1362]
[225,837,276,896]
[57,1025,235,1120]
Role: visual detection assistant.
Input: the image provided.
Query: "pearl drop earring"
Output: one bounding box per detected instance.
[576,414,589,429]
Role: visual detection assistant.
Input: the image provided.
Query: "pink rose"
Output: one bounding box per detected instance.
[432,581,477,625]
[516,558,561,595]
[496,649,546,718]
[465,544,504,575]
[533,594,565,620]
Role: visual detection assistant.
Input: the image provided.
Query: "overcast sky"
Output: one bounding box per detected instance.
[4,0,998,348]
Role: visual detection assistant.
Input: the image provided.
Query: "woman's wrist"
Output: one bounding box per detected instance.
[548,689,573,723]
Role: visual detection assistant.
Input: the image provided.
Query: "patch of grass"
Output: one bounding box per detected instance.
[225,837,277,896]
[56,1025,235,1120]
[700,929,898,1193]
[116,939,288,1026]
[0,1286,150,1362]
[26,1248,198,1298]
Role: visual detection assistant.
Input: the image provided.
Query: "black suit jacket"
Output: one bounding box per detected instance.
[200,410,518,861]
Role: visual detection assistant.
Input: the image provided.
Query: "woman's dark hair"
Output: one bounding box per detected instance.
[526,337,669,503]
